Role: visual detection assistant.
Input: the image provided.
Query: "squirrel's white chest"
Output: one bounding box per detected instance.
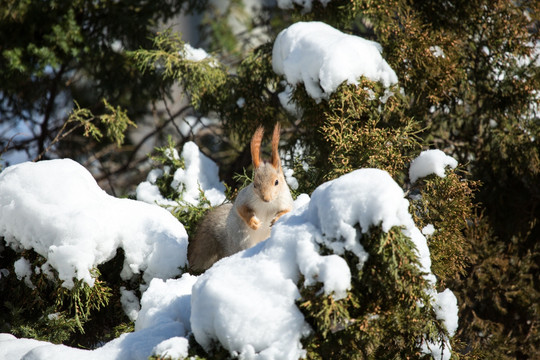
[223,180,294,254]
[254,199,280,223]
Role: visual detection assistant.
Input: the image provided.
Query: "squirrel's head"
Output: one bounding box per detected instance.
[250,123,286,202]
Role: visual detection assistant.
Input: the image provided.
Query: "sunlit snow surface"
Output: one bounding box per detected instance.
[273,21,398,101]
[409,149,458,184]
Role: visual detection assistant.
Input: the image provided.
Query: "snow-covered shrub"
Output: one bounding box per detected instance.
[295,166,464,359]
[0,159,189,347]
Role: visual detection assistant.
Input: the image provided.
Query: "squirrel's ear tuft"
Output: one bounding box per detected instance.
[271,123,281,169]
[251,126,264,168]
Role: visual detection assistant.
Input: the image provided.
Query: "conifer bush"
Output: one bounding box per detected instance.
[0,244,129,348]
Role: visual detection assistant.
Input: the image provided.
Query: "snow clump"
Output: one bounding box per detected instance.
[409,149,458,183]
[13,258,34,289]
[182,43,218,67]
[422,224,436,237]
[151,337,189,359]
[272,21,398,101]
[120,287,141,322]
[183,43,211,62]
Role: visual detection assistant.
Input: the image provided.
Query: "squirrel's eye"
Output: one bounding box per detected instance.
[274,179,279,186]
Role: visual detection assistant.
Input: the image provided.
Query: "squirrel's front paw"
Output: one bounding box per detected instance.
[271,209,291,226]
[248,216,261,230]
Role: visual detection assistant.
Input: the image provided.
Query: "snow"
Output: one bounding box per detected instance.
[0,159,188,289]
[13,257,34,288]
[430,45,446,58]
[422,339,453,360]
[1,160,458,359]
[422,224,436,236]
[272,22,398,101]
[409,149,458,184]
[434,289,459,337]
[191,254,310,359]
[120,287,141,322]
[136,141,226,208]
[180,43,220,68]
[189,168,445,358]
[0,324,189,360]
[278,83,303,117]
[0,266,196,360]
[151,337,189,359]
[420,288,459,360]
[183,43,212,63]
[0,335,51,360]
[283,167,299,190]
[236,97,246,108]
[135,275,197,334]
[135,179,174,207]
[307,168,436,284]
[171,142,226,206]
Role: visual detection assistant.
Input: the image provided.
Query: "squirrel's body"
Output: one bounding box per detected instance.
[187,203,232,273]
[188,124,293,274]
[225,180,293,253]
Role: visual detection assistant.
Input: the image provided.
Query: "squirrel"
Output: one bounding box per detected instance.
[188,123,294,274]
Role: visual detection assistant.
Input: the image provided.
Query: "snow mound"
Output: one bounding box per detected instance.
[409,149,458,183]
[135,275,197,333]
[434,288,459,337]
[272,21,398,101]
[307,168,435,281]
[0,271,197,360]
[191,254,310,359]
[0,159,188,289]
[152,337,189,359]
[172,141,226,206]
[0,316,189,360]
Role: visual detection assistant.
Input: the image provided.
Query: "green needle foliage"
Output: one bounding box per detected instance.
[299,226,446,359]
[129,29,230,111]
[0,246,120,347]
[409,171,479,284]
